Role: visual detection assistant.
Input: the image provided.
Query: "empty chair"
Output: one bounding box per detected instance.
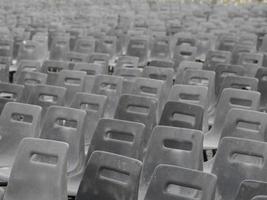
[126,37,149,67]
[96,36,117,58]
[17,40,46,61]
[15,60,42,80]
[235,180,267,200]
[260,34,267,52]
[50,35,70,60]
[150,36,171,60]
[148,59,174,69]
[0,61,9,82]
[144,165,217,200]
[66,52,88,63]
[212,137,267,200]
[88,53,109,74]
[40,106,86,195]
[70,92,107,149]
[256,67,267,111]
[175,32,196,47]
[238,52,263,77]
[215,64,245,97]
[252,196,267,200]
[168,84,209,132]
[173,44,197,71]
[196,33,212,59]
[92,75,123,118]
[116,56,139,70]
[220,108,267,142]
[160,101,203,130]
[0,102,42,181]
[0,39,13,58]
[131,77,165,121]
[86,118,145,161]
[115,94,157,149]
[175,61,203,84]
[204,88,260,149]
[28,84,66,119]
[76,151,142,200]
[0,83,24,114]
[232,43,254,64]
[3,138,68,200]
[73,62,106,76]
[139,126,203,200]
[204,50,232,71]
[55,70,86,106]
[41,60,70,85]
[216,33,237,51]
[74,37,95,54]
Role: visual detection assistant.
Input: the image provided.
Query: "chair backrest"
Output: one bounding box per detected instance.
[73,62,106,76]
[216,33,237,51]
[87,118,145,161]
[70,92,107,146]
[139,126,203,200]
[95,36,117,58]
[150,36,171,60]
[76,151,142,200]
[50,35,70,60]
[160,101,203,130]
[41,60,70,85]
[204,50,232,71]
[17,40,45,61]
[0,102,42,168]
[0,58,9,82]
[175,61,203,84]
[0,38,13,57]
[56,70,86,106]
[15,60,42,80]
[175,32,196,47]
[220,108,267,142]
[256,67,267,110]
[238,52,263,76]
[215,64,245,97]
[173,44,197,71]
[16,71,47,86]
[144,165,217,200]
[0,83,24,114]
[3,138,68,200]
[92,75,123,118]
[116,56,139,70]
[66,52,88,63]
[88,53,109,74]
[212,137,267,200]
[235,180,267,200]
[149,59,174,69]
[40,106,86,175]
[232,43,254,64]
[74,37,95,54]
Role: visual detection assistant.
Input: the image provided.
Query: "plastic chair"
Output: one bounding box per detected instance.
[41,60,70,85]
[88,53,110,74]
[0,59,9,82]
[0,102,42,181]
[115,94,157,149]
[204,88,260,149]
[139,126,203,200]
[150,36,171,60]
[148,59,175,69]
[27,84,66,120]
[255,67,267,111]
[15,60,42,80]
[66,52,88,63]
[73,37,95,54]
[17,40,46,61]
[40,106,86,195]
[86,118,145,161]
[0,83,24,114]
[73,62,106,75]
[144,164,217,200]
[115,56,139,70]
[0,39,13,58]
[237,52,263,77]
[76,151,142,200]
[212,137,267,200]
[50,35,70,60]
[70,92,107,149]
[173,44,197,71]
[175,61,203,84]
[175,32,196,47]
[204,50,232,71]
[55,70,86,106]
[235,180,267,200]
[216,33,237,51]
[92,75,123,118]
[252,196,267,200]
[214,64,245,98]
[3,138,68,200]
[95,35,117,58]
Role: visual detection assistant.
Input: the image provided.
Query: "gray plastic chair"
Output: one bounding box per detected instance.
[70,92,107,149]
[204,50,232,71]
[115,94,157,150]
[0,59,9,82]
[175,32,196,47]
[73,62,106,76]
[0,83,24,114]
[214,64,245,97]
[3,138,68,200]
[139,126,203,200]
[232,43,254,65]
[66,52,88,63]
[115,56,139,70]
[92,75,123,118]
[144,164,217,200]
[40,106,86,195]
[95,35,117,58]
[76,151,142,200]
[86,118,145,161]
[50,35,70,60]
[204,88,260,150]
[150,36,171,60]
[0,102,42,181]
[175,61,203,84]
[168,84,209,132]
[216,33,237,51]
[160,101,204,131]
[15,60,42,80]
[0,39,13,58]
[237,52,263,77]
[88,53,110,74]
[74,37,95,54]
[173,44,197,71]
[41,60,70,85]
[212,137,267,200]
[255,67,267,111]
[55,70,86,106]
[17,40,46,61]
[149,59,175,69]
[252,196,267,200]
[235,180,267,200]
